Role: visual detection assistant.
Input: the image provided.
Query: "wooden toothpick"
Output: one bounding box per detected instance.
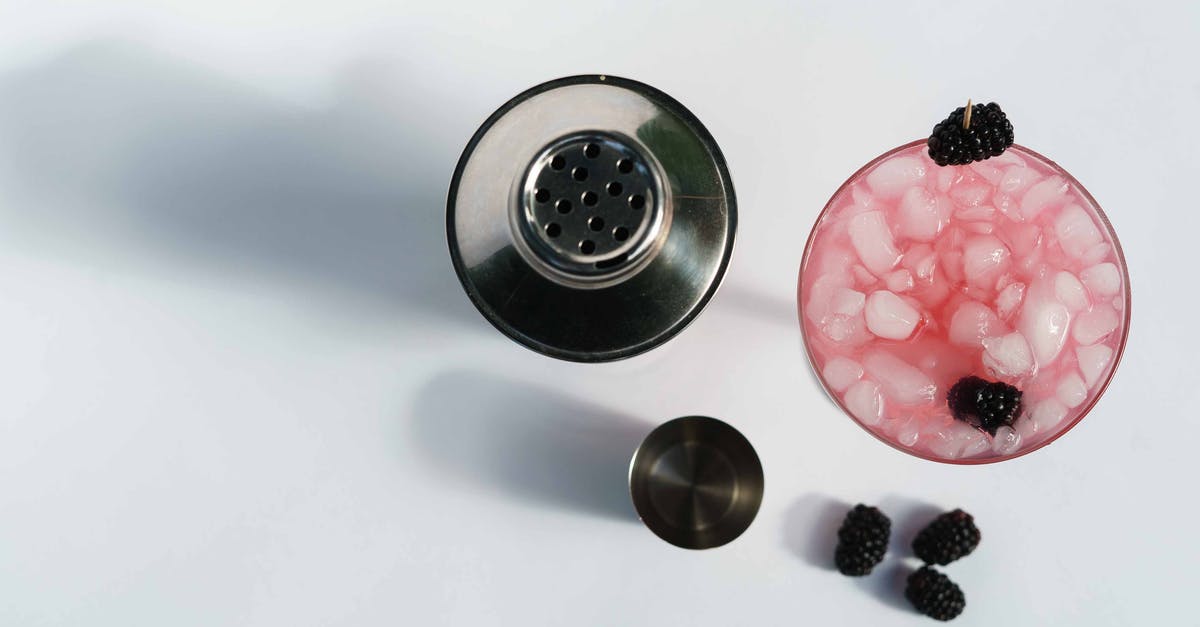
[963,99,973,129]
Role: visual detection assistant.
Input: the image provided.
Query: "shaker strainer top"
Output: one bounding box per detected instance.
[447,75,736,362]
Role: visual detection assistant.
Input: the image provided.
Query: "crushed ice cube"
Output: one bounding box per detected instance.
[1000,222,1043,257]
[902,243,935,279]
[950,182,992,208]
[995,282,1026,320]
[1071,306,1119,345]
[848,211,901,275]
[898,336,971,384]
[956,204,996,222]
[925,426,961,459]
[962,235,1012,288]
[884,269,914,293]
[994,271,1017,292]
[1030,399,1069,432]
[896,418,920,447]
[1018,287,1071,365]
[1080,242,1112,266]
[821,315,854,342]
[991,425,1021,455]
[949,300,1006,347]
[844,380,884,425]
[830,287,866,317]
[821,313,871,344]
[935,167,958,192]
[1053,271,1090,312]
[862,350,937,405]
[851,265,877,287]
[964,222,994,234]
[896,187,949,241]
[1081,262,1121,297]
[1056,372,1088,409]
[864,290,921,340]
[1076,344,1114,388]
[805,273,851,324]
[1020,175,1069,220]
[1053,204,1103,259]
[811,245,857,281]
[823,357,864,392]
[961,429,991,457]
[998,166,1039,195]
[1016,414,1040,442]
[914,275,951,307]
[866,155,926,199]
[993,192,1021,221]
[982,332,1036,377]
[941,251,964,284]
[929,422,980,459]
[850,185,877,212]
[968,160,1004,185]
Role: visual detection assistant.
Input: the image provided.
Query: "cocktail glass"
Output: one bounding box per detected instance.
[799,141,1130,463]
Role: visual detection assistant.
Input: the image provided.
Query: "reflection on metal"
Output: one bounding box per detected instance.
[447,75,736,362]
[629,416,763,549]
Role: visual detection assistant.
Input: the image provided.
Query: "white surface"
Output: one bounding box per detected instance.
[0,1,1196,625]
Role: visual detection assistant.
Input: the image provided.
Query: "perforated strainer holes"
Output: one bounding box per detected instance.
[520,132,662,277]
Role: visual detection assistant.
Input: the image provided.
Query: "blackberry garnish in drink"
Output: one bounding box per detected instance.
[947,376,1023,435]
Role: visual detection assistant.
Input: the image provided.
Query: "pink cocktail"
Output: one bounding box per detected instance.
[800,141,1129,463]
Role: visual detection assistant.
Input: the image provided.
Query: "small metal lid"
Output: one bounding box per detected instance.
[447,75,736,362]
[629,416,763,549]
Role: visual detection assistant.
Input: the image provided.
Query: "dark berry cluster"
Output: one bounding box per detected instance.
[913,509,982,566]
[947,376,1023,435]
[834,504,891,576]
[831,504,983,621]
[906,566,967,621]
[927,102,1014,166]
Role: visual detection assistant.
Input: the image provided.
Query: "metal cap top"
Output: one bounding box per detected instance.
[447,75,737,362]
[629,416,763,550]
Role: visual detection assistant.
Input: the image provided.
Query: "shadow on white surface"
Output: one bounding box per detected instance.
[879,495,943,560]
[717,284,834,408]
[410,370,648,522]
[0,40,478,326]
[854,560,916,614]
[783,492,851,571]
[720,285,797,330]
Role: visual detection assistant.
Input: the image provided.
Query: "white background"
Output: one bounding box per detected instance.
[1,1,1196,625]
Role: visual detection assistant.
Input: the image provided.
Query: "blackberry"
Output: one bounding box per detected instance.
[906,566,966,621]
[834,504,891,576]
[947,376,1022,435]
[927,102,1014,166]
[912,509,981,565]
